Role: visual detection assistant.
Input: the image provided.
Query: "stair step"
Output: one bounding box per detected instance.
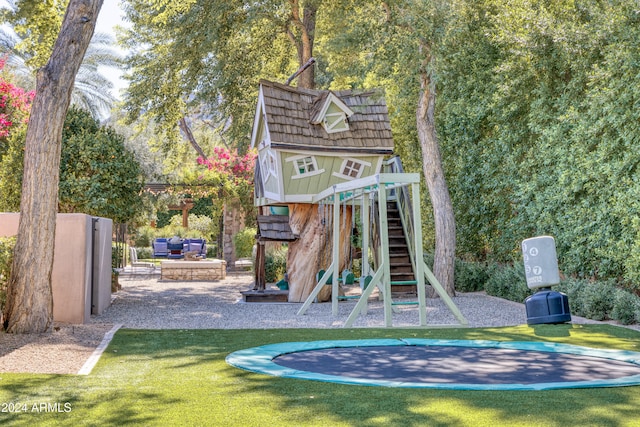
[390,276,416,280]
[391,301,419,306]
[390,266,414,272]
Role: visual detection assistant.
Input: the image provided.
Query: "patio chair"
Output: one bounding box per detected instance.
[129,247,155,273]
[185,238,207,258]
[152,238,169,257]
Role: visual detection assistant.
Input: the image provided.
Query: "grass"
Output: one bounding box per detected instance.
[1,324,640,426]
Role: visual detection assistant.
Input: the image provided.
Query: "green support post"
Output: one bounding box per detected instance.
[332,193,341,316]
[412,182,427,326]
[377,182,393,327]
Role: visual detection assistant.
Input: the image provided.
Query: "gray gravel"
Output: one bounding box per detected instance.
[92,271,603,329]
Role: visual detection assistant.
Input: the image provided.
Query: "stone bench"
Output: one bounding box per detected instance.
[160,260,227,281]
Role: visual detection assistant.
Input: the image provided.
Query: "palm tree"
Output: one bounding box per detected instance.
[0,6,120,120]
[68,32,121,120]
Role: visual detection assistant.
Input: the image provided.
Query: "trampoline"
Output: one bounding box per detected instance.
[225,339,640,390]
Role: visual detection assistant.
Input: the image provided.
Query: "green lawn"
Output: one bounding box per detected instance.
[1,324,640,426]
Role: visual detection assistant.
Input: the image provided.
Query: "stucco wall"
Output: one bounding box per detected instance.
[0,213,112,324]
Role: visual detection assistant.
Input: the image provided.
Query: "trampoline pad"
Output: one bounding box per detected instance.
[274,345,640,385]
[226,339,640,390]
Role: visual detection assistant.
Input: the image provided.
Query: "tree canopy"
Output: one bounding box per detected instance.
[120,0,319,150]
[0,105,145,223]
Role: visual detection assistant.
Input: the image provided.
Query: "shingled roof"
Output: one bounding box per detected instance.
[257,79,394,154]
[256,215,299,242]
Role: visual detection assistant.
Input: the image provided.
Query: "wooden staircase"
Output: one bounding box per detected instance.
[386,201,417,295]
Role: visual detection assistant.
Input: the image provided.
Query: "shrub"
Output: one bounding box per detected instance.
[581,281,616,321]
[233,227,256,259]
[454,259,489,292]
[611,289,640,325]
[132,225,156,247]
[484,263,532,302]
[136,247,152,260]
[207,244,218,259]
[265,247,287,283]
[556,278,589,317]
[112,244,124,269]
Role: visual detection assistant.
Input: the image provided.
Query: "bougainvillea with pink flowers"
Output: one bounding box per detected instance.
[178,146,257,215]
[196,146,256,186]
[0,56,34,141]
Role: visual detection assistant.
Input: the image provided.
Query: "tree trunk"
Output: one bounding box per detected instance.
[254,242,266,290]
[416,70,457,297]
[286,203,351,303]
[3,0,103,334]
[287,0,316,89]
[223,200,245,266]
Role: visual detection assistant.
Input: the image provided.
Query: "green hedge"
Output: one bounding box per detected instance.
[454,258,489,293]
[471,260,640,325]
[556,279,640,325]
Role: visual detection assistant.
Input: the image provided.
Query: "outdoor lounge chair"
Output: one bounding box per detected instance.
[152,238,169,257]
[129,247,155,272]
[184,238,207,258]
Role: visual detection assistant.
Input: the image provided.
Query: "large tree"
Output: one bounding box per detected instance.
[319,0,458,295]
[3,0,103,334]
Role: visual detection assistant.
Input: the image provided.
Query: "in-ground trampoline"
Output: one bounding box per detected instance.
[225,339,640,390]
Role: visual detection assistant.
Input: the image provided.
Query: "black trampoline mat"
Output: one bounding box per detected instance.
[273,345,640,385]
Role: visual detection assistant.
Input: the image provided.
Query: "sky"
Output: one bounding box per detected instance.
[95,0,128,97]
[96,0,125,34]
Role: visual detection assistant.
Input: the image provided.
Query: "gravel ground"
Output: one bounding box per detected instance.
[95,271,534,329]
[0,270,626,375]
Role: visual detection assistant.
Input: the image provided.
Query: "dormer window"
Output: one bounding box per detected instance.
[323,111,349,133]
[310,92,354,134]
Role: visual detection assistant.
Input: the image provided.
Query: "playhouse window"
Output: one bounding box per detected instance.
[323,112,349,133]
[260,153,270,178]
[296,156,317,175]
[286,154,324,179]
[342,160,362,178]
[268,150,277,176]
[334,158,369,180]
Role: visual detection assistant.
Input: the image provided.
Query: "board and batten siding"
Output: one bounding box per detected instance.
[279,150,384,202]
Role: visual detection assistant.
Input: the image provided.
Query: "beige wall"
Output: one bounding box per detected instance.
[0,213,112,324]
